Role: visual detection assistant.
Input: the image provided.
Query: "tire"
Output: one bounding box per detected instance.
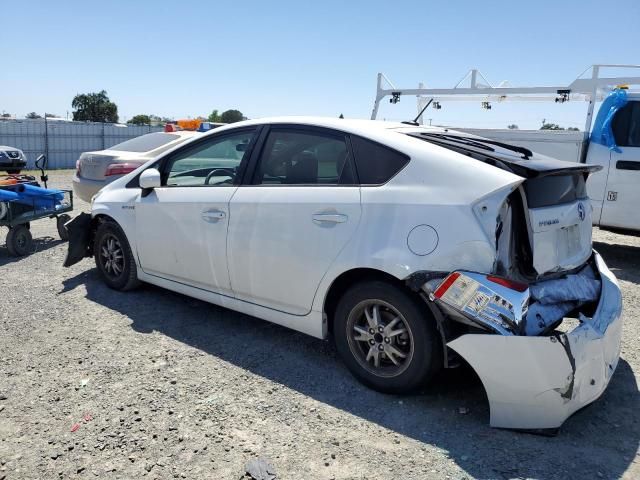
[6,224,33,257]
[94,220,140,291]
[334,280,442,394]
[56,214,71,241]
[5,169,21,175]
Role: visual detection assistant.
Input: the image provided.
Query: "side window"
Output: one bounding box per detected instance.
[254,129,354,185]
[612,102,640,147]
[164,130,256,186]
[350,136,410,185]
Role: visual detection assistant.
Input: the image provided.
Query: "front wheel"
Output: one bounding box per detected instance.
[334,281,442,394]
[94,221,140,291]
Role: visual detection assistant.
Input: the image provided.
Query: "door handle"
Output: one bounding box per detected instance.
[312,213,348,224]
[201,209,226,221]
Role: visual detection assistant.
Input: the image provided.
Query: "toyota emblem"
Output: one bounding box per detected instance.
[578,202,586,222]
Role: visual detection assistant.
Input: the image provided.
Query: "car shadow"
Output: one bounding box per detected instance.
[0,236,63,266]
[63,269,639,479]
[594,241,640,284]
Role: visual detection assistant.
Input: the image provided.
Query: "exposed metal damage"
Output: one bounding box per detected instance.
[414,253,622,430]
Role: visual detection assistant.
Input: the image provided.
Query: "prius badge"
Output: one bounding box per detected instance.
[578,202,586,222]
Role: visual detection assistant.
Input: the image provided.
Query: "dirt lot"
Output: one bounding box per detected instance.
[0,171,638,479]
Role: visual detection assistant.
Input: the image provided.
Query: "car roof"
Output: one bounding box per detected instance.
[203,116,448,145]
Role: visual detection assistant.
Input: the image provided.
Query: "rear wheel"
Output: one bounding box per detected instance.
[5,169,21,175]
[56,214,71,241]
[94,221,140,291]
[6,224,33,257]
[334,281,442,393]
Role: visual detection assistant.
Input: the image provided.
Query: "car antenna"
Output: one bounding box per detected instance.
[402,98,433,126]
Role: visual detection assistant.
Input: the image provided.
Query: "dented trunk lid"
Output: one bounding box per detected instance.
[515,163,597,276]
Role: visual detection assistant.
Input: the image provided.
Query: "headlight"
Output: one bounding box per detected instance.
[0,151,7,159]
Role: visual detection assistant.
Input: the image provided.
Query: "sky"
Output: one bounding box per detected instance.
[2,0,639,129]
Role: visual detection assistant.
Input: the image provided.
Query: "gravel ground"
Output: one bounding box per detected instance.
[0,171,638,480]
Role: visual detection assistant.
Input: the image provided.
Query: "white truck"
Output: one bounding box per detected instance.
[371,65,640,233]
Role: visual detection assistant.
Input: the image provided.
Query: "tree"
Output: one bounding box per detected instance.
[220,109,244,123]
[129,114,152,125]
[1,113,11,118]
[208,109,222,122]
[507,124,519,129]
[26,112,42,119]
[72,90,118,123]
[567,127,580,131]
[44,113,57,118]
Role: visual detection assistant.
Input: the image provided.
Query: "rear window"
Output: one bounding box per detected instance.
[524,174,588,208]
[350,136,410,184]
[108,133,180,153]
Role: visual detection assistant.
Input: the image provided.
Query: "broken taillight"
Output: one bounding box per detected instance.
[433,271,530,335]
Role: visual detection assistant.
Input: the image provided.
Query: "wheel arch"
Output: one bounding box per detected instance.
[323,267,415,335]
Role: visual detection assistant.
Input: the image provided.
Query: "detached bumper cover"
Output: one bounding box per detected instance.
[63,212,92,267]
[447,252,623,429]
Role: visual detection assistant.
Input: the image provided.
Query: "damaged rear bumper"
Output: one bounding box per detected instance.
[447,252,623,429]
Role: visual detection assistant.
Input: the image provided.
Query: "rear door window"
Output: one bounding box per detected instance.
[350,136,410,184]
[253,128,355,185]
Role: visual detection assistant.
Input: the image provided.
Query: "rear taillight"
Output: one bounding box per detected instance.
[75,159,81,175]
[486,275,528,292]
[433,271,530,335]
[105,163,138,177]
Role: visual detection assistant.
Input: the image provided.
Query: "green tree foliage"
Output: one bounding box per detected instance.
[507,124,518,129]
[72,90,119,123]
[208,109,222,122]
[540,122,563,130]
[26,112,42,119]
[129,114,152,125]
[220,109,245,123]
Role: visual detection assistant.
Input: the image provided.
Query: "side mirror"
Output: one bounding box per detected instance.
[139,168,161,189]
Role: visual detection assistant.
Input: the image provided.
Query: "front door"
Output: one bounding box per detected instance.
[600,101,640,231]
[227,126,361,315]
[135,128,258,294]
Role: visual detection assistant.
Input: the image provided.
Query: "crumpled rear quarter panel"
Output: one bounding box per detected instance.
[447,252,623,429]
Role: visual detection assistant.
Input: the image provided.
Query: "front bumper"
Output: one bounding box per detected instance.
[447,252,623,429]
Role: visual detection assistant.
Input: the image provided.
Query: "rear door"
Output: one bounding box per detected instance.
[135,128,258,294]
[600,101,640,231]
[227,125,361,315]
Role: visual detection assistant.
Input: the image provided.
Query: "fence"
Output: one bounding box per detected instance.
[0,119,164,169]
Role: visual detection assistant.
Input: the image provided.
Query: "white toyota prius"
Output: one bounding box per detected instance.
[64,117,623,431]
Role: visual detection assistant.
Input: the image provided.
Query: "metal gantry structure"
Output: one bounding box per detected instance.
[370,64,640,134]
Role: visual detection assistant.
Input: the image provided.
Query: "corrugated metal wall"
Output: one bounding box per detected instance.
[0,120,164,169]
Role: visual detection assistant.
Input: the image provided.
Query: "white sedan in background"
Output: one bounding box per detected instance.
[64,117,623,431]
[72,131,197,202]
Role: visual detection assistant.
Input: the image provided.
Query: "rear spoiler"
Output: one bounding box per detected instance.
[408,133,602,179]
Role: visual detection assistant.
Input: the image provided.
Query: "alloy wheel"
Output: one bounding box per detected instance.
[346,299,415,378]
[99,233,125,278]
